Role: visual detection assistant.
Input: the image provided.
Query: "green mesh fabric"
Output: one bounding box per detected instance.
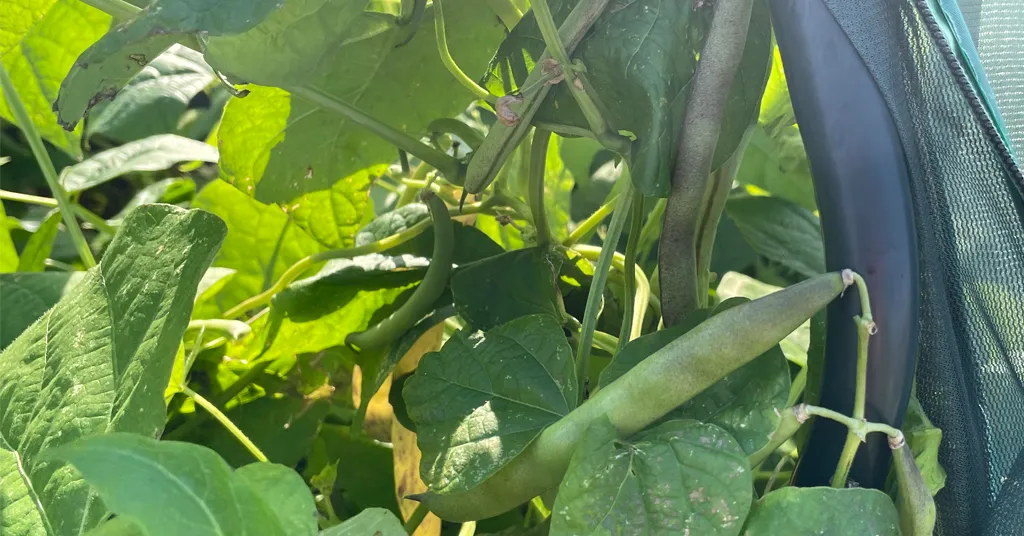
[819,1,1024,534]
[957,0,1024,157]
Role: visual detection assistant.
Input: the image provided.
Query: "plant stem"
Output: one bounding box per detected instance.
[618,195,644,347]
[694,129,750,305]
[434,0,494,102]
[458,521,478,536]
[0,190,115,234]
[0,65,97,269]
[487,0,523,29]
[183,327,206,379]
[590,330,619,354]
[532,121,596,140]
[397,163,432,207]
[529,0,630,155]
[572,244,650,343]
[529,129,553,246]
[829,270,878,487]
[563,193,618,246]
[636,197,666,269]
[182,385,269,463]
[403,503,430,534]
[574,184,634,401]
[290,85,462,182]
[79,0,138,19]
[659,0,753,326]
[803,404,900,439]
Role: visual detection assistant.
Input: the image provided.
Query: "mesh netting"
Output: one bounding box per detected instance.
[820,0,1024,534]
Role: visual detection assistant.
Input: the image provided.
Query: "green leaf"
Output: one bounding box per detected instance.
[319,508,405,536]
[451,247,563,331]
[0,272,86,349]
[716,271,809,367]
[16,209,60,272]
[0,0,111,156]
[598,300,790,455]
[550,418,752,536]
[85,44,215,143]
[84,517,144,536]
[55,0,284,128]
[187,396,329,467]
[108,177,197,225]
[743,487,900,535]
[46,434,314,536]
[288,170,374,249]
[735,126,816,211]
[234,463,319,536]
[757,45,794,136]
[0,204,225,536]
[203,0,375,88]
[356,203,429,246]
[724,195,825,278]
[404,314,577,493]
[191,266,238,319]
[193,179,326,313]
[484,0,771,197]
[61,134,218,193]
[245,254,426,361]
[0,202,19,272]
[216,0,505,203]
[303,424,401,514]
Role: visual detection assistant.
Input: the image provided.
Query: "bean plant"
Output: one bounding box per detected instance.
[0,0,945,535]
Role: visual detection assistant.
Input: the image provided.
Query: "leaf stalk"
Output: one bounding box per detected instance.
[0,64,97,268]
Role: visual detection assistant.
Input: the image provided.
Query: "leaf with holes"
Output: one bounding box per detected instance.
[550,418,752,536]
[55,0,284,128]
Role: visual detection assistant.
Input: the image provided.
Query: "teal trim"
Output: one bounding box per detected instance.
[932,0,1016,158]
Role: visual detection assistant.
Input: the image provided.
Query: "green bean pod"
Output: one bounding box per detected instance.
[891,436,937,536]
[346,192,454,352]
[413,271,849,521]
[462,0,613,195]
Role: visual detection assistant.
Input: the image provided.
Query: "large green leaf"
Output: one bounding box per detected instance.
[404,314,577,494]
[216,0,505,203]
[287,170,374,249]
[0,272,86,350]
[319,508,405,536]
[550,418,752,536]
[47,434,316,536]
[85,45,214,143]
[451,247,563,331]
[597,300,790,455]
[193,179,326,314]
[483,0,771,197]
[203,0,374,88]
[60,134,218,193]
[0,204,225,536]
[742,487,900,535]
[54,0,283,128]
[1,0,111,156]
[724,195,825,278]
